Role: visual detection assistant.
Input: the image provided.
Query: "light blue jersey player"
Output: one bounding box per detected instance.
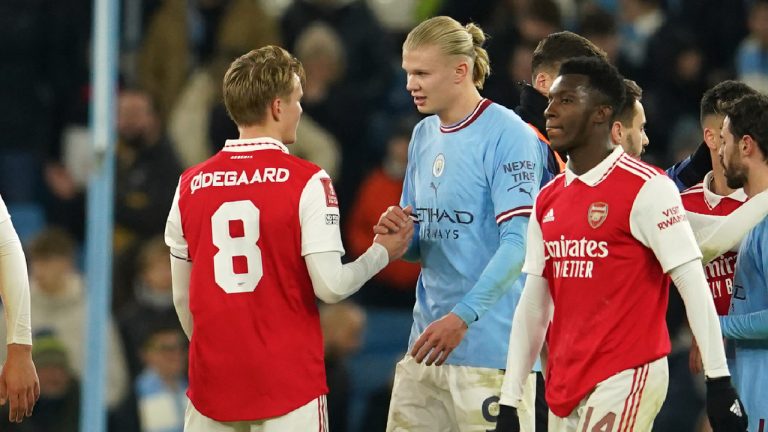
[716,94,768,432]
[722,220,768,431]
[381,16,549,432]
[402,99,547,369]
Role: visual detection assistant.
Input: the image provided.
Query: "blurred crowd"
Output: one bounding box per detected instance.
[1,0,767,431]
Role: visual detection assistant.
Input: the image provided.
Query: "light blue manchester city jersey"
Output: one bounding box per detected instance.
[724,218,768,430]
[400,99,547,369]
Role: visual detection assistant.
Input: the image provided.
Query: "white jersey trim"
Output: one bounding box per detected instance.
[564,146,623,187]
[222,137,289,153]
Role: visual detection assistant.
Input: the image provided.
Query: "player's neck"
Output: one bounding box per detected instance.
[709,161,735,196]
[744,164,768,198]
[567,136,614,176]
[237,124,284,143]
[438,88,483,125]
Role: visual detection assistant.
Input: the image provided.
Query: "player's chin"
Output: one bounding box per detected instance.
[414,104,434,114]
[548,137,568,153]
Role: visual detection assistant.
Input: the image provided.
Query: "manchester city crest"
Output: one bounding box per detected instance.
[433,153,445,177]
[588,202,609,228]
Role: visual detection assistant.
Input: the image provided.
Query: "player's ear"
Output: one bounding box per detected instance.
[534,72,551,94]
[270,97,282,121]
[741,134,757,157]
[703,127,718,151]
[610,120,623,144]
[593,105,613,125]
[454,59,469,84]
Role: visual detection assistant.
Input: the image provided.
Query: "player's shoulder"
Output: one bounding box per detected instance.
[614,153,666,184]
[536,172,566,199]
[680,182,705,197]
[482,102,531,132]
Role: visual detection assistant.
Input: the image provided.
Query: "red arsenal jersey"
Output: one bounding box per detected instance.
[165,138,344,421]
[680,173,746,315]
[523,148,702,417]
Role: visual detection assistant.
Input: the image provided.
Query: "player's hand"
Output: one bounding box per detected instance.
[374,217,414,261]
[0,344,40,423]
[705,376,748,432]
[689,338,703,374]
[373,205,413,234]
[411,312,468,366]
[493,404,520,432]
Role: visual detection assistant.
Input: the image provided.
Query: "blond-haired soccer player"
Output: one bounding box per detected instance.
[0,195,39,423]
[377,16,549,431]
[165,46,412,431]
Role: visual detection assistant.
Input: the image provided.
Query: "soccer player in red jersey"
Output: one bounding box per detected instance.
[680,81,758,374]
[495,57,747,432]
[164,46,413,431]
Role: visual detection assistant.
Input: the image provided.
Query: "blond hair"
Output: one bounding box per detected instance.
[223,45,306,127]
[403,16,491,89]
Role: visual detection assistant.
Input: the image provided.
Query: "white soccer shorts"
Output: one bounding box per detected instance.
[549,357,668,432]
[386,355,537,432]
[184,394,328,432]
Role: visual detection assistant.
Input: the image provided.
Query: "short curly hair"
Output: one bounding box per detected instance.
[558,56,626,118]
[723,93,768,159]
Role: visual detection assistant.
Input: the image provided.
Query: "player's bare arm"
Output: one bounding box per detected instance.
[0,344,39,423]
[0,208,39,423]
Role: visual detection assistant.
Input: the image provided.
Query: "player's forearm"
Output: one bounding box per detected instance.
[671,259,730,378]
[170,256,193,339]
[689,189,768,262]
[0,219,32,345]
[499,274,552,408]
[720,310,768,340]
[306,245,389,304]
[452,218,527,325]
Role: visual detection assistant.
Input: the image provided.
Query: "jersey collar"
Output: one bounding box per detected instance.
[564,145,624,187]
[702,171,748,207]
[439,99,492,133]
[222,137,290,153]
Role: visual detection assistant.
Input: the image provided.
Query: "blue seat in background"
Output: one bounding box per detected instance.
[347,308,413,432]
[6,202,46,245]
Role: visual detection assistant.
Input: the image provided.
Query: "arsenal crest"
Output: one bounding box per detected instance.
[588,202,609,228]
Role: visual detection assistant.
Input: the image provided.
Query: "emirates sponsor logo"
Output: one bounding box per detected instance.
[543,236,609,259]
[588,202,609,228]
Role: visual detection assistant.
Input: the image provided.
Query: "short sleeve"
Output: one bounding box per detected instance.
[165,179,189,260]
[299,170,345,256]
[522,201,546,276]
[630,174,702,272]
[488,123,542,225]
